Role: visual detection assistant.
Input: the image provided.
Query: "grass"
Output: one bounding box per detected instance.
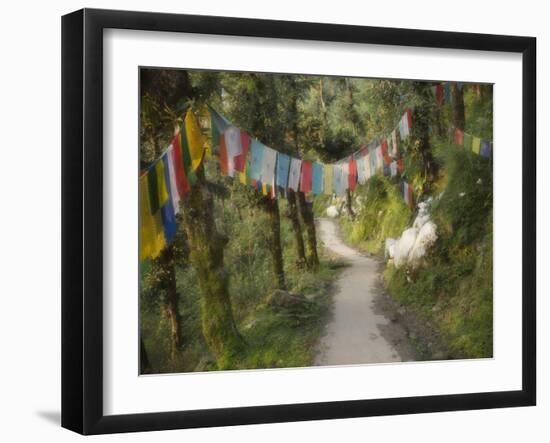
[338,143,493,359]
[140,182,343,373]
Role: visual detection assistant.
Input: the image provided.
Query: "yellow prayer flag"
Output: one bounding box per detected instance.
[239,171,247,185]
[472,136,481,155]
[155,160,169,208]
[139,175,166,261]
[324,164,333,195]
[262,183,268,196]
[184,110,206,170]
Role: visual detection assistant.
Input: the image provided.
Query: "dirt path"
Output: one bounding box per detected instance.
[315,218,414,366]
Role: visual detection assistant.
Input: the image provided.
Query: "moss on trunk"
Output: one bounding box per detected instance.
[286,189,307,268]
[264,197,286,289]
[297,191,319,269]
[182,167,243,368]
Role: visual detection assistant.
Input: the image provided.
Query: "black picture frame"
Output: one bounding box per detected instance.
[61,8,536,435]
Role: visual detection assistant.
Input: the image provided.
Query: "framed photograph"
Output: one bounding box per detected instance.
[62,8,536,435]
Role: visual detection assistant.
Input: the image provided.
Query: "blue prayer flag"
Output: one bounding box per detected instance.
[312,162,324,195]
[480,140,492,158]
[276,152,290,189]
[250,139,265,181]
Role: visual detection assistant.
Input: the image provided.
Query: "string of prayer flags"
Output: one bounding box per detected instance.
[276,152,291,189]
[288,157,302,192]
[312,162,324,195]
[300,160,313,193]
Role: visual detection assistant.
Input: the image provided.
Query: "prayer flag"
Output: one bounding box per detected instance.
[139,175,166,261]
[376,146,384,170]
[383,164,390,177]
[444,83,451,103]
[250,139,265,181]
[288,157,302,192]
[348,158,357,191]
[165,145,181,214]
[381,139,392,164]
[333,164,345,196]
[399,118,405,140]
[390,161,397,177]
[147,159,169,214]
[364,153,372,181]
[464,132,473,151]
[184,110,205,171]
[276,152,291,189]
[472,136,481,154]
[312,162,324,195]
[234,130,250,173]
[161,154,178,242]
[397,158,405,174]
[324,163,333,195]
[171,133,190,197]
[356,154,366,184]
[480,140,492,158]
[454,128,464,146]
[261,146,277,185]
[224,125,243,177]
[341,161,349,190]
[300,160,313,193]
[435,84,444,105]
[208,106,230,149]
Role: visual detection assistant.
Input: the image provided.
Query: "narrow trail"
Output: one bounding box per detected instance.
[315,218,405,366]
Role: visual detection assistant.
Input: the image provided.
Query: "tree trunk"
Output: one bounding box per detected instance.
[162,246,182,362]
[412,82,438,185]
[452,83,466,130]
[286,189,307,268]
[181,166,243,368]
[297,192,319,269]
[264,197,286,289]
[140,337,152,374]
[345,189,356,219]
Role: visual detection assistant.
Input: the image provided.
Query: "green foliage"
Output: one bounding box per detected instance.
[340,176,412,254]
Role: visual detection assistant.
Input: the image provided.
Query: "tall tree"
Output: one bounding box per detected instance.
[181,164,244,365]
[452,83,466,130]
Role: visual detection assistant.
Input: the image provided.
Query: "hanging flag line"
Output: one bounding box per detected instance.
[140,98,492,262]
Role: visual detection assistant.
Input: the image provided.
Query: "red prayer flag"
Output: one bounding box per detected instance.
[454,128,464,146]
[234,130,250,173]
[349,158,357,191]
[219,136,229,176]
[406,108,413,130]
[435,84,444,105]
[300,160,312,193]
[397,159,405,174]
[171,133,190,196]
[381,139,392,165]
